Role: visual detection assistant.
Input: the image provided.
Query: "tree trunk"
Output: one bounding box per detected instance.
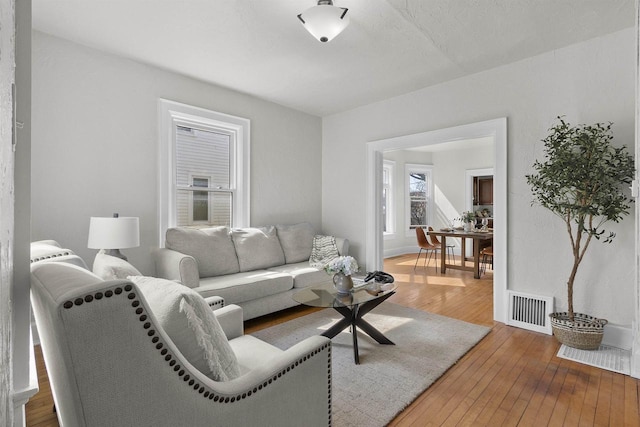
[566,258,580,322]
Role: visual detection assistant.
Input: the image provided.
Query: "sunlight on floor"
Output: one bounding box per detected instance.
[393,271,470,287]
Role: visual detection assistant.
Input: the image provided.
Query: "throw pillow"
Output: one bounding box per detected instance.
[276,222,315,264]
[92,250,142,280]
[166,226,240,278]
[309,235,340,268]
[230,226,286,272]
[130,275,240,382]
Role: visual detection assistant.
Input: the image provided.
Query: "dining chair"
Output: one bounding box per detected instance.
[481,246,493,275]
[414,227,440,271]
[428,226,455,265]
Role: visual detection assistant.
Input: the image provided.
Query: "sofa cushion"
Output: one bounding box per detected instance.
[267,262,332,289]
[276,222,315,264]
[309,235,340,268]
[166,227,240,278]
[92,251,142,280]
[228,335,282,376]
[196,271,293,303]
[230,226,285,272]
[131,275,240,382]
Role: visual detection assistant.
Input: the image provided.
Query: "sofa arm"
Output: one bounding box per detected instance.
[153,248,200,288]
[213,304,244,340]
[210,335,332,426]
[335,237,349,256]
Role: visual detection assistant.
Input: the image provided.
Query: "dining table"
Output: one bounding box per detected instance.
[427,228,493,279]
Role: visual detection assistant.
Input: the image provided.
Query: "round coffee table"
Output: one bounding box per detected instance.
[293,280,397,364]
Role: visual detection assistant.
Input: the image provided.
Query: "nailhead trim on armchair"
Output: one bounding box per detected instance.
[62,283,332,425]
[31,250,73,263]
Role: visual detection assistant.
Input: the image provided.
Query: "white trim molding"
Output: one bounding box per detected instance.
[157,99,250,246]
[632,0,640,379]
[366,117,508,323]
[404,163,434,237]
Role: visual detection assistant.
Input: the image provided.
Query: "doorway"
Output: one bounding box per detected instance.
[366,118,508,322]
[465,168,494,258]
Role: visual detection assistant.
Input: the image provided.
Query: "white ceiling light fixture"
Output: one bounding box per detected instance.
[297,0,349,43]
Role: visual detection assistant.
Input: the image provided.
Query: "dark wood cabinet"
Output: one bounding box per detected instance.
[478,177,493,205]
[473,176,493,206]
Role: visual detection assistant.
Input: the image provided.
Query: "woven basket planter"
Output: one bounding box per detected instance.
[549,312,607,350]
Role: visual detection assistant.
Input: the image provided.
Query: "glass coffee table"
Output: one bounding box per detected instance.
[293,280,397,364]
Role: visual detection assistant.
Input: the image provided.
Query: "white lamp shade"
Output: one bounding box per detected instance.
[298,4,349,42]
[88,217,140,249]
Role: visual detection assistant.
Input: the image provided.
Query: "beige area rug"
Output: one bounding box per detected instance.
[252,302,491,427]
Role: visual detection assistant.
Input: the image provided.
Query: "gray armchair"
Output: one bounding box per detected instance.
[30,260,332,427]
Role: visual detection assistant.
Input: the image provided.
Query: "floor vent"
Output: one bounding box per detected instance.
[557,344,631,375]
[507,291,553,335]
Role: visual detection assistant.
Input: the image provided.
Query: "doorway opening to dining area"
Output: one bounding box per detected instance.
[366,118,507,323]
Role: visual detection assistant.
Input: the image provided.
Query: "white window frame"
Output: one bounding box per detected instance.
[158,99,250,246]
[405,164,433,237]
[383,160,395,238]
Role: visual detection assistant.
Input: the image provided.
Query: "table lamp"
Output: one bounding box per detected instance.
[88,213,140,261]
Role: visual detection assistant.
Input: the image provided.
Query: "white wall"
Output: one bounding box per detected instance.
[433,147,494,223]
[323,28,636,326]
[32,31,323,275]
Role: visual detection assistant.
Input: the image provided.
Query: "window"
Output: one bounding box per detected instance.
[175,125,233,227]
[382,160,395,235]
[405,164,433,233]
[159,100,250,244]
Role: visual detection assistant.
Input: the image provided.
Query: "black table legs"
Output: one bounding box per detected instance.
[321,291,395,364]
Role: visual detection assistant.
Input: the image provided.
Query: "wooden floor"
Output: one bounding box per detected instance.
[26,254,640,426]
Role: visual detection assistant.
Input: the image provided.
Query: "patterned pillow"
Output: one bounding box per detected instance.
[309,235,339,268]
[131,276,240,382]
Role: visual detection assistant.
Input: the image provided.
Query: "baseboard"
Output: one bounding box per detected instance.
[31,320,40,346]
[602,323,633,350]
[383,246,416,259]
[13,332,39,427]
[383,246,463,259]
[631,321,640,379]
[631,352,640,379]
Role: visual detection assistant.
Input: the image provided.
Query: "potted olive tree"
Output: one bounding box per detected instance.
[526,117,634,350]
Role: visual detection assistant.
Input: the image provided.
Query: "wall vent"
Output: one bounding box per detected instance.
[507,291,553,335]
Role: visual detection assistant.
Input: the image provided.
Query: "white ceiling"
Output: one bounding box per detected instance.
[32,0,635,117]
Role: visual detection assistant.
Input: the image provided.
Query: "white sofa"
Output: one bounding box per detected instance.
[154,223,349,320]
[30,244,332,427]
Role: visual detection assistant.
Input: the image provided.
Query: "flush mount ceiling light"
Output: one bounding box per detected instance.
[297,0,349,43]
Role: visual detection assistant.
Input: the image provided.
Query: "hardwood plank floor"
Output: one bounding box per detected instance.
[26,254,640,426]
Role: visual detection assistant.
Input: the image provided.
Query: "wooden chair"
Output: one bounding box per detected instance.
[428,226,455,265]
[414,227,440,271]
[481,246,493,275]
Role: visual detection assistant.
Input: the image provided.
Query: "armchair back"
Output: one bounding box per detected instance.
[31,261,332,426]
